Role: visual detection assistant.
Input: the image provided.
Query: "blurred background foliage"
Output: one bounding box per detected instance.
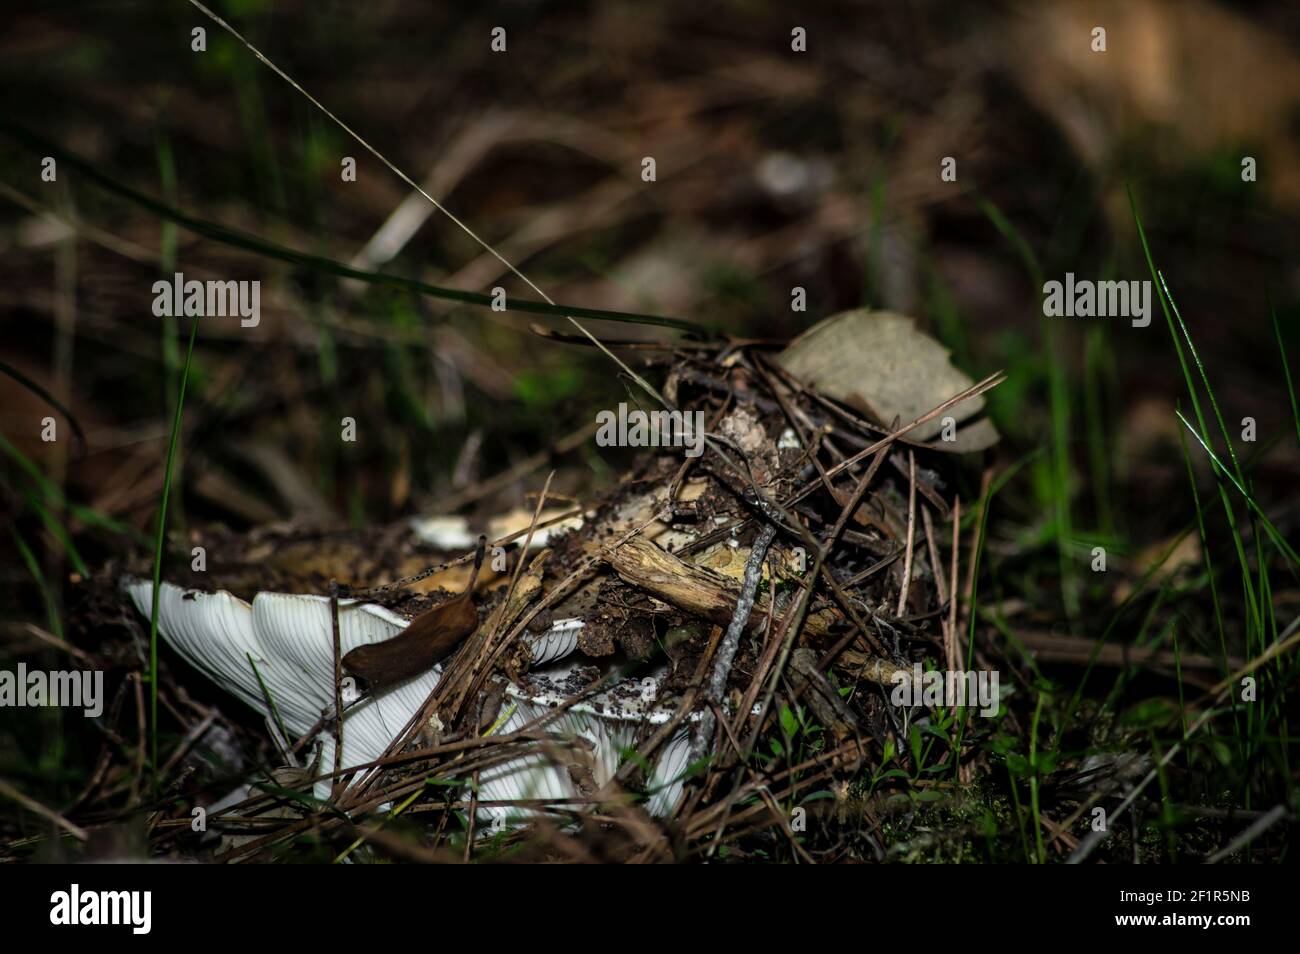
[1,0,1297,539]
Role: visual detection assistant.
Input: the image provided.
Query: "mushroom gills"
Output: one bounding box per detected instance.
[125,581,690,819]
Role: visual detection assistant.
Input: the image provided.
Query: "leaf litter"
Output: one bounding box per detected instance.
[86,309,1027,862]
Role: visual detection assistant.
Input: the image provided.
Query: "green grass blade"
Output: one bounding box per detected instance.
[1157,271,1247,482]
[247,653,292,760]
[147,314,200,786]
[1270,294,1300,449]
[0,357,86,456]
[10,526,62,639]
[20,489,88,578]
[1129,186,1267,635]
[0,121,709,338]
[1175,409,1300,567]
[976,194,1076,618]
[0,432,133,539]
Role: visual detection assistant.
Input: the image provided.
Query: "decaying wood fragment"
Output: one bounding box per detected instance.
[838,649,911,687]
[607,535,904,687]
[607,535,835,637]
[498,553,549,675]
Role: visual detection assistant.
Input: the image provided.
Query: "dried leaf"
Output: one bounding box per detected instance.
[343,538,487,688]
[341,592,478,690]
[778,309,999,453]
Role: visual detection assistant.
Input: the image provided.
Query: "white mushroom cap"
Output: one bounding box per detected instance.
[409,510,584,551]
[526,617,582,666]
[479,698,691,823]
[126,581,441,801]
[476,660,695,824]
[506,660,697,727]
[405,516,478,551]
[126,581,691,821]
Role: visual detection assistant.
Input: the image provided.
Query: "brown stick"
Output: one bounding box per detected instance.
[607,536,834,640]
[690,523,777,764]
[947,498,961,677]
[329,580,345,799]
[896,450,917,617]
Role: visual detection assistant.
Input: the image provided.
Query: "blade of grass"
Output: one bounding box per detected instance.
[147,315,200,787]
[20,489,88,578]
[1028,692,1046,863]
[0,123,706,338]
[951,452,1035,779]
[1083,325,1115,535]
[10,526,62,640]
[157,133,184,533]
[183,0,696,417]
[1129,187,1268,653]
[1175,409,1300,567]
[0,432,131,537]
[247,652,292,764]
[1269,294,1300,449]
[1158,270,1249,484]
[0,357,86,457]
[976,192,1077,618]
[1175,411,1241,762]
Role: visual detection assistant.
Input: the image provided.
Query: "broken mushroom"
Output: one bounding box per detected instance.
[125,580,690,820]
